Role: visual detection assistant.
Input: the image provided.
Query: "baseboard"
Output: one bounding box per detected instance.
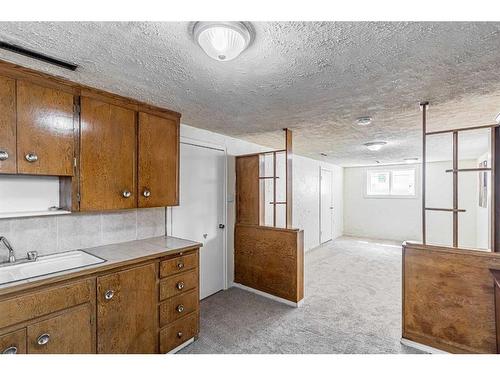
[168,338,195,354]
[400,338,449,354]
[232,282,303,307]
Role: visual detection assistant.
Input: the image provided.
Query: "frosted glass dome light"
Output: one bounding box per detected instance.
[193,22,252,62]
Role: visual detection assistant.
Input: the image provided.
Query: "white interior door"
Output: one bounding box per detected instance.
[320,168,334,243]
[171,142,225,299]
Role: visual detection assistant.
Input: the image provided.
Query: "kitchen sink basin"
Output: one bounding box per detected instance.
[0,250,106,285]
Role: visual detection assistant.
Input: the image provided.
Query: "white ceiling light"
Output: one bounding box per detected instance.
[364,141,387,151]
[193,22,253,62]
[356,116,372,126]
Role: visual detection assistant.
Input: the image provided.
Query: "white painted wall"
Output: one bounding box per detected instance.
[343,161,486,248]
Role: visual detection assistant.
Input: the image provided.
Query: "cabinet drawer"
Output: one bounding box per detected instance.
[160,269,198,301]
[159,312,198,353]
[0,329,26,354]
[27,304,93,354]
[159,252,198,278]
[0,279,93,329]
[159,289,198,327]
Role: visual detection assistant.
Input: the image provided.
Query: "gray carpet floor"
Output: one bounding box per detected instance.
[180,236,422,354]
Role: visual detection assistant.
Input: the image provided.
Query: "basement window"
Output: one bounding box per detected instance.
[366,168,416,198]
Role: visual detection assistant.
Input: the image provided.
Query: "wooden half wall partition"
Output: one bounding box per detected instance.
[234,223,304,303]
[402,242,500,353]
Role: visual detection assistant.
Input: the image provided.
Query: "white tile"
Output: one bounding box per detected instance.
[101,210,137,245]
[57,213,102,251]
[9,216,58,256]
[137,208,166,239]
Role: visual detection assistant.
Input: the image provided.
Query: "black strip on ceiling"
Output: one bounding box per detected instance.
[0,41,78,71]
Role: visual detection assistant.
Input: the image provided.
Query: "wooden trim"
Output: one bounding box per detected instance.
[494,127,500,252]
[453,131,458,247]
[425,123,499,135]
[421,103,427,244]
[285,128,293,228]
[273,151,277,227]
[403,241,500,258]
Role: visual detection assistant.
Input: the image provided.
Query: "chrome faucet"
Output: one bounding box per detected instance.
[0,236,16,263]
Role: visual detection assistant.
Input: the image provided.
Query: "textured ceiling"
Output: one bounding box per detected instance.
[0,22,500,166]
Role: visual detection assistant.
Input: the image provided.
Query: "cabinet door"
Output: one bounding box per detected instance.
[27,304,93,354]
[97,263,157,353]
[138,112,179,207]
[80,97,136,210]
[0,75,16,174]
[0,329,26,354]
[17,80,74,176]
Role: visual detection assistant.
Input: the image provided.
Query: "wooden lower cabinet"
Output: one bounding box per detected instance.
[97,263,157,354]
[27,304,93,354]
[160,312,198,353]
[0,329,26,354]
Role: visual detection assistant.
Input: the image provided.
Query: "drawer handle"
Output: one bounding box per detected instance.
[0,150,9,161]
[122,190,132,198]
[25,152,38,163]
[176,304,185,313]
[104,290,115,300]
[177,331,183,339]
[143,189,151,198]
[177,262,184,269]
[37,333,50,346]
[176,281,185,290]
[2,346,17,354]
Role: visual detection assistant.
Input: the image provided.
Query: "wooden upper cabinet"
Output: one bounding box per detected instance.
[0,76,17,174]
[80,96,137,211]
[17,80,74,176]
[138,112,179,207]
[97,263,157,354]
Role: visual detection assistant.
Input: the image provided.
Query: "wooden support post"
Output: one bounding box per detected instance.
[420,102,429,244]
[284,128,293,228]
[453,131,458,247]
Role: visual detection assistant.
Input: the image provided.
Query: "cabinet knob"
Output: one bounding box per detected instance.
[177,331,183,339]
[37,333,50,346]
[0,150,8,161]
[142,189,151,198]
[2,346,17,354]
[104,290,115,300]
[177,262,184,269]
[122,190,132,198]
[25,152,38,163]
[176,281,185,290]
[176,304,185,313]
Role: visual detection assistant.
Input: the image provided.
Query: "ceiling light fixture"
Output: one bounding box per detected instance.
[404,157,419,163]
[193,22,253,62]
[364,141,387,151]
[356,117,372,126]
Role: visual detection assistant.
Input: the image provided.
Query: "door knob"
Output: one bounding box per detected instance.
[2,346,17,354]
[177,262,184,269]
[36,333,50,346]
[176,304,185,313]
[122,190,132,198]
[143,189,151,198]
[0,150,8,161]
[25,152,38,163]
[219,224,225,229]
[176,281,185,290]
[104,290,115,300]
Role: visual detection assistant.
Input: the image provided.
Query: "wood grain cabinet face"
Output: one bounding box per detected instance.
[0,75,17,174]
[27,304,93,354]
[0,329,26,354]
[80,97,137,211]
[96,263,157,353]
[138,112,179,208]
[16,80,74,176]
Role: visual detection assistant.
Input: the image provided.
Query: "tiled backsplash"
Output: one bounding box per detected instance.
[0,208,166,262]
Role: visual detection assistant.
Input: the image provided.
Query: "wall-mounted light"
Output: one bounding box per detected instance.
[364,141,387,151]
[356,117,372,126]
[193,22,253,62]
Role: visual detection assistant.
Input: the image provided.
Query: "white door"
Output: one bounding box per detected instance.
[320,168,334,243]
[171,142,225,299]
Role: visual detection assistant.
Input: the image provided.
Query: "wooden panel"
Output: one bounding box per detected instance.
[0,75,16,173]
[0,329,26,354]
[80,96,137,211]
[27,304,93,354]
[17,80,74,176]
[97,263,157,353]
[236,155,260,225]
[402,242,500,353]
[159,269,198,301]
[138,112,179,207]
[0,279,93,329]
[493,270,500,352]
[159,311,198,353]
[160,252,198,278]
[234,224,304,303]
[159,289,199,327]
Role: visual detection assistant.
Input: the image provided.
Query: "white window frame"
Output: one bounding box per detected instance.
[364,166,418,199]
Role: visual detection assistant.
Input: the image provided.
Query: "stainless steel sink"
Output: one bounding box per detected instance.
[0,250,106,285]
